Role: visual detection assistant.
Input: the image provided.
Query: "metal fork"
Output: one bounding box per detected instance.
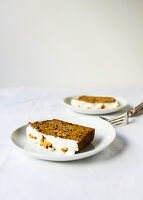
[100,102,143,127]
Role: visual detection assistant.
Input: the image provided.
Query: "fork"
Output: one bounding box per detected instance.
[100,102,143,127]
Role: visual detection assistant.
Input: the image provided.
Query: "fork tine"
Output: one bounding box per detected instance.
[108,115,126,123]
[100,111,128,127]
[111,119,128,125]
[111,121,127,127]
[99,116,109,121]
[108,112,127,122]
[110,118,128,127]
[108,112,128,127]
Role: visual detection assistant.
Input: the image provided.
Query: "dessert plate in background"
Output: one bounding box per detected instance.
[64,96,127,115]
[11,114,116,161]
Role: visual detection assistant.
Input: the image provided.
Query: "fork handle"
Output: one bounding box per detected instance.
[128,102,143,117]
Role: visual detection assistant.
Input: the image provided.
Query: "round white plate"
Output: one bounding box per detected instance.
[64,96,127,115]
[11,114,116,161]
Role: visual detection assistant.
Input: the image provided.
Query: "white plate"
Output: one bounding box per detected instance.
[64,96,127,115]
[11,114,116,161]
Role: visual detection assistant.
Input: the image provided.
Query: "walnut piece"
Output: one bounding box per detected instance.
[101,104,105,109]
[28,134,37,139]
[61,148,68,153]
[40,136,55,150]
[44,140,52,148]
[40,137,44,146]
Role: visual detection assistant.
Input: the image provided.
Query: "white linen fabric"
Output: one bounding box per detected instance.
[0,87,143,200]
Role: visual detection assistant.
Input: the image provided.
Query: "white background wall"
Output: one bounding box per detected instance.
[0,0,143,88]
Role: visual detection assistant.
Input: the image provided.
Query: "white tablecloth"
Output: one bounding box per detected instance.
[0,87,143,200]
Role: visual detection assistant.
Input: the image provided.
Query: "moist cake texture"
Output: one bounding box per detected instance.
[26,119,95,155]
[71,95,119,109]
[77,96,116,103]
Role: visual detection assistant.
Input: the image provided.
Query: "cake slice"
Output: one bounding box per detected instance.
[26,119,95,155]
[71,95,120,109]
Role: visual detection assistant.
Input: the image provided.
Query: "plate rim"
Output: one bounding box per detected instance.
[11,117,116,161]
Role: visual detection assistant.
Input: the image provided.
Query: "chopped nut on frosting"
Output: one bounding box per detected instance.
[44,140,52,148]
[101,104,105,109]
[40,136,44,146]
[28,134,37,139]
[61,148,68,153]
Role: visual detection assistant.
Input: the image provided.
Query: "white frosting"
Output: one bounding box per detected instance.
[71,99,119,109]
[26,125,79,155]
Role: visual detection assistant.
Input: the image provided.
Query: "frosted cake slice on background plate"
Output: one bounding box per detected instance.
[71,95,120,109]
